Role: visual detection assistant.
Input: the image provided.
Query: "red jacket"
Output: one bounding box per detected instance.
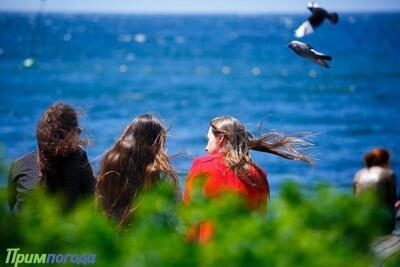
[184,153,269,243]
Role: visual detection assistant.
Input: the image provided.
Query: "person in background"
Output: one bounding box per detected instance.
[184,116,313,244]
[353,148,397,233]
[96,114,180,226]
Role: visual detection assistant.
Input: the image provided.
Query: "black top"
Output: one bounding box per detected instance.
[8,150,41,213]
[45,147,96,209]
[8,148,96,212]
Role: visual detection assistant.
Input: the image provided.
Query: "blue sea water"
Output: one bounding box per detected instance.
[0,12,399,193]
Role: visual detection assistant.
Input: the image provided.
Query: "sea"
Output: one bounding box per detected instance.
[0,12,399,194]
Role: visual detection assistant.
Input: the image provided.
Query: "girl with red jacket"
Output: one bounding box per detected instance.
[184,116,312,243]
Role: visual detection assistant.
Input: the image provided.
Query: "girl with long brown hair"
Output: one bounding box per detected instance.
[36,102,95,208]
[96,114,180,226]
[184,116,312,243]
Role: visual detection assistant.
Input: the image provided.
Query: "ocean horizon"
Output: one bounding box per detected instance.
[1,12,399,194]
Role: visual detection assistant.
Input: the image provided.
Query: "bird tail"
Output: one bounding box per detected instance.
[318,55,332,61]
[327,12,339,24]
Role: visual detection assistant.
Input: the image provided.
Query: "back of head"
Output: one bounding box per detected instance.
[97,114,178,225]
[36,102,80,186]
[364,148,390,169]
[210,116,313,189]
[211,116,251,163]
[210,116,265,188]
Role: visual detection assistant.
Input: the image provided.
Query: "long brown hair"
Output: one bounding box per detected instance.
[96,114,179,225]
[210,116,313,188]
[36,102,83,188]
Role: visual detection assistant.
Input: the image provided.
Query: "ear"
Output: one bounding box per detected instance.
[217,134,225,146]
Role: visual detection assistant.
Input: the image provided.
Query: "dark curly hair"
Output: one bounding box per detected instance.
[36,103,83,186]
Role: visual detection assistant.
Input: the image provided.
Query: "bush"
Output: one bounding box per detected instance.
[0,181,393,267]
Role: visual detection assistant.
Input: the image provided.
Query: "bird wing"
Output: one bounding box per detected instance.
[310,49,332,60]
[294,21,314,38]
[311,58,330,68]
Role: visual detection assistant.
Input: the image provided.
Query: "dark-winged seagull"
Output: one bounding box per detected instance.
[295,2,339,38]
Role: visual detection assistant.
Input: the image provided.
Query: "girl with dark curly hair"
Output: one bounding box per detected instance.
[96,114,180,226]
[36,102,95,208]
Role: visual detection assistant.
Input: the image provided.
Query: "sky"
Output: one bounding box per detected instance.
[0,0,400,14]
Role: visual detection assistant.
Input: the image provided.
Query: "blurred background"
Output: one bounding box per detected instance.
[0,0,399,194]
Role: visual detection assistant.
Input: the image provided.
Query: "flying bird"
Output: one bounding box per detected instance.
[295,2,339,38]
[288,40,332,68]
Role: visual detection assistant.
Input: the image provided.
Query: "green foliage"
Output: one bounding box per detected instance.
[0,181,393,267]
[0,146,9,186]
[385,252,400,267]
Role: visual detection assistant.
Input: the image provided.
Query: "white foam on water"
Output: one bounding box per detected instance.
[64,33,72,41]
[134,34,147,43]
[118,34,132,43]
[144,65,152,73]
[252,67,261,76]
[126,53,136,61]
[222,66,231,75]
[308,69,317,78]
[118,64,128,73]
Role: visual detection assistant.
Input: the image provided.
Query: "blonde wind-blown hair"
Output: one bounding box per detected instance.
[210,116,313,188]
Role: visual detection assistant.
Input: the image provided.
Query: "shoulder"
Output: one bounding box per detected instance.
[354,168,365,181]
[13,150,38,166]
[252,163,267,178]
[10,150,39,178]
[378,168,396,181]
[65,146,87,159]
[249,163,268,190]
[192,153,224,165]
[188,154,224,177]
[62,147,90,166]
[384,168,395,177]
[9,150,40,189]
